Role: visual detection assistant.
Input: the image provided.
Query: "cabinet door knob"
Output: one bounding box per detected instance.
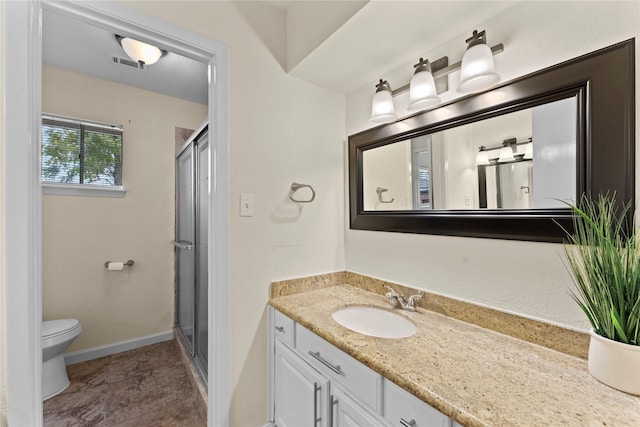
[275,326,285,333]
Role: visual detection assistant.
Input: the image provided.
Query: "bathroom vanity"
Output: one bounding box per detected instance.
[271,307,452,427]
[268,284,640,426]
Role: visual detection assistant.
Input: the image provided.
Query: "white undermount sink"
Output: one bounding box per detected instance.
[331,306,417,339]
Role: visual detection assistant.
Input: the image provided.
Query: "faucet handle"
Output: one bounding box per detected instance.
[407,293,423,309]
[384,285,399,297]
[384,285,400,307]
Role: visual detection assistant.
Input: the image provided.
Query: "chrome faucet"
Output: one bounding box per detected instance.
[384,285,423,312]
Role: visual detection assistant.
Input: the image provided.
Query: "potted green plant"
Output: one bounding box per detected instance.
[562,194,640,394]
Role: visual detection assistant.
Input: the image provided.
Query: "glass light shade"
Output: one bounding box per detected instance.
[407,70,441,111]
[457,43,501,93]
[370,89,397,124]
[498,146,515,162]
[121,37,162,65]
[523,143,533,159]
[476,150,490,165]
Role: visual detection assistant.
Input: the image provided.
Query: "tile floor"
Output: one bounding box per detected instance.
[43,340,206,426]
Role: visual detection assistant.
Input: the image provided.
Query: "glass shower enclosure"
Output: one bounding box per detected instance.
[176,125,209,384]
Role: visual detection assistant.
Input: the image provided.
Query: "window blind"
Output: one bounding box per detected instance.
[41,114,123,186]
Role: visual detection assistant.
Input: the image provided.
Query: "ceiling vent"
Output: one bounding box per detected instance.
[111,56,150,72]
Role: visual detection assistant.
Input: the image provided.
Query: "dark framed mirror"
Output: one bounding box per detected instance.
[349,39,635,242]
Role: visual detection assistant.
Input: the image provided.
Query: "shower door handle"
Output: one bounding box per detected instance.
[174,241,194,250]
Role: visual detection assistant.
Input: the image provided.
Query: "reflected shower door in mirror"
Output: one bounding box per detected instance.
[362,96,576,211]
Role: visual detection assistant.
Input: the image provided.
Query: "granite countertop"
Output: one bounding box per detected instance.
[269,284,640,427]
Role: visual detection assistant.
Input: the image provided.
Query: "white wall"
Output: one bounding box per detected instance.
[0,2,6,424]
[287,0,368,71]
[362,141,411,210]
[42,66,207,352]
[345,1,640,330]
[121,2,346,426]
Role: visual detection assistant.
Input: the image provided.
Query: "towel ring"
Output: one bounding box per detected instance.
[289,182,316,203]
[376,187,395,203]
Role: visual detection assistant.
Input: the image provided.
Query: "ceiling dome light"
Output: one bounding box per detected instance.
[458,30,501,94]
[117,35,164,65]
[407,58,441,112]
[370,79,397,125]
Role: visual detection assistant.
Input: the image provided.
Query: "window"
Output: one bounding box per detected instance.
[41,114,125,197]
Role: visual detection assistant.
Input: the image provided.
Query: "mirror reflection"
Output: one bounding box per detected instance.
[362,96,577,211]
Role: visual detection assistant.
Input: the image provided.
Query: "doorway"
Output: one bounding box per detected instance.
[2,1,230,426]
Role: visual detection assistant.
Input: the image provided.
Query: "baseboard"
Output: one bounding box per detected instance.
[64,330,174,365]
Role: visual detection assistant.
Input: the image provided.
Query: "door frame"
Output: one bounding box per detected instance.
[2,1,230,425]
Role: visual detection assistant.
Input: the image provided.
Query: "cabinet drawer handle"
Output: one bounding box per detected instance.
[275,326,285,333]
[400,418,416,427]
[313,382,321,427]
[308,351,342,375]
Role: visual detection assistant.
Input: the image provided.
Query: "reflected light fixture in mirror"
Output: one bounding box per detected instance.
[116,35,165,65]
[457,30,501,93]
[475,146,490,165]
[407,58,441,111]
[524,143,533,160]
[498,138,517,163]
[370,79,397,124]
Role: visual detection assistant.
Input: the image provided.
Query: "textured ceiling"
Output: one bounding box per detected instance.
[43,10,209,106]
[42,1,519,103]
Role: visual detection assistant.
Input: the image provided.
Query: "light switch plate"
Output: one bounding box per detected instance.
[240,193,254,217]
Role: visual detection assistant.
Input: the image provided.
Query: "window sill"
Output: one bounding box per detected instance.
[42,183,126,198]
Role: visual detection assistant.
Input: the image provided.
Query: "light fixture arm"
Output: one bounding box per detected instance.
[390,43,503,97]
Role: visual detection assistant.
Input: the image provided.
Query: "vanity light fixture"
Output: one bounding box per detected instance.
[407,58,441,111]
[523,143,533,160]
[369,29,503,124]
[369,79,397,124]
[457,30,501,94]
[498,138,517,163]
[116,35,166,66]
[475,146,490,165]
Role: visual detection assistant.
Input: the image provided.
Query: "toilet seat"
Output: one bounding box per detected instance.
[43,319,81,338]
[42,319,81,348]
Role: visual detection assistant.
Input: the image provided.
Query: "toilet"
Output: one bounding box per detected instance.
[42,319,82,400]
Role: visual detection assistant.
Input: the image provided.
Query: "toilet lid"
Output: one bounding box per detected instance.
[42,319,80,338]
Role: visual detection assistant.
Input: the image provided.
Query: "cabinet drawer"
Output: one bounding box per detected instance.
[273,309,295,347]
[383,379,450,427]
[296,324,382,414]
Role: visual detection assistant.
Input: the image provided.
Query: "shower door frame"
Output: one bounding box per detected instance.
[176,125,210,383]
[176,141,197,356]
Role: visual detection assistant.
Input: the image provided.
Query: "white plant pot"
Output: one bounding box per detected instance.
[588,329,640,395]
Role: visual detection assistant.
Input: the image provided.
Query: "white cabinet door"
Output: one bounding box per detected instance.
[332,386,387,427]
[275,340,330,427]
